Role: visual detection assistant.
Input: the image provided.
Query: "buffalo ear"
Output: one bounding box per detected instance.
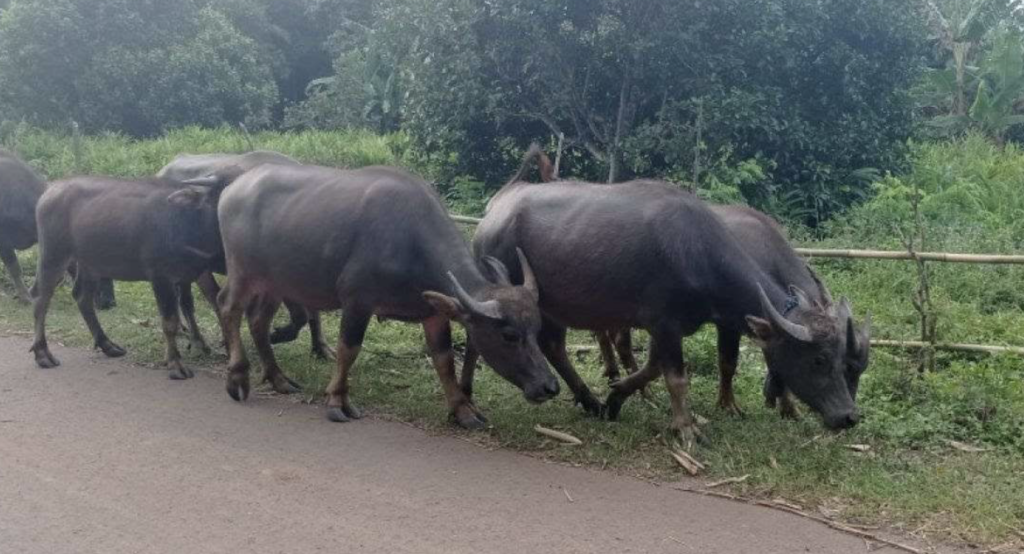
[423,291,468,322]
[167,186,207,208]
[746,315,775,346]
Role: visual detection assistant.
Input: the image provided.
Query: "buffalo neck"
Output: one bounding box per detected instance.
[710,253,793,334]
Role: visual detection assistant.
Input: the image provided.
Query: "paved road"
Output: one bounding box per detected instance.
[0,335,934,554]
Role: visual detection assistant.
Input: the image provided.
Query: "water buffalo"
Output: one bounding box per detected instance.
[216,163,559,427]
[157,150,333,361]
[0,149,46,303]
[30,176,226,380]
[602,205,872,418]
[468,154,859,446]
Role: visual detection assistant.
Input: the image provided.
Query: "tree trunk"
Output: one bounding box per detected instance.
[608,76,632,184]
[953,43,970,117]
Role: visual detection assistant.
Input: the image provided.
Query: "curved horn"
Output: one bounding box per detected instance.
[806,264,834,309]
[447,271,502,320]
[482,256,512,285]
[758,283,813,343]
[789,285,814,310]
[181,175,221,187]
[836,296,853,322]
[516,247,539,301]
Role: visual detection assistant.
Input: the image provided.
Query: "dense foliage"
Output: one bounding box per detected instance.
[3,0,1024,220]
[0,0,933,222]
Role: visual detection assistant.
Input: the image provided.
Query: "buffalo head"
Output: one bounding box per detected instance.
[746,285,860,430]
[423,248,558,404]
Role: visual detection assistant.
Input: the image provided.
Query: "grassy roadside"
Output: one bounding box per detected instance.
[2,127,1022,548]
[2,257,1021,549]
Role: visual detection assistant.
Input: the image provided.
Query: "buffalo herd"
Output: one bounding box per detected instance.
[0,144,870,447]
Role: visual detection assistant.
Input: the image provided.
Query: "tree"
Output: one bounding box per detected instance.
[0,0,278,135]
[368,0,923,221]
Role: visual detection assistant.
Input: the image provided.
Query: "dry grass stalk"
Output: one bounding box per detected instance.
[534,425,582,445]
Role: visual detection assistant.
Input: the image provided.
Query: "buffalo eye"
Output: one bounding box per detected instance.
[500,329,522,344]
[814,354,828,368]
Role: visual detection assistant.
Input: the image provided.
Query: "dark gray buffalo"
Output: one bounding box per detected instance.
[216,164,559,427]
[157,150,333,360]
[603,205,872,418]
[30,176,226,379]
[469,159,860,446]
[0,149,46,303]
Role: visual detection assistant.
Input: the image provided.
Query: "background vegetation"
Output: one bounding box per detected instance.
[3,0,1024,548]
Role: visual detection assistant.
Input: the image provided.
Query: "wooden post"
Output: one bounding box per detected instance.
[553,132,565,180]
[71,120,84,173]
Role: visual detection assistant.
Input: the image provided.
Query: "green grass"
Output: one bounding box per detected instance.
[2,127,1023,548]
[3,256,1022,548]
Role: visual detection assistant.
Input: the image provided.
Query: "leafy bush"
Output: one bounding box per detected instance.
[0,0,278,135]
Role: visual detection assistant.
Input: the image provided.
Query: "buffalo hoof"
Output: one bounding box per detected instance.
[98,340,126,358]
[167,361,195,380]
[94,296,116,311]
[265,373,301,395]
[576,393,604,418]
[326,405,361,423]
[187,338,213,357]
[604,389,629,421]
[669,423,704,452]
[312,343,336,361]
[452,404,487,430]
[778,401,801,420]
[717,396,745,418]
[226,373,250,402]
[32,346,61,369]
[269,325,299,345]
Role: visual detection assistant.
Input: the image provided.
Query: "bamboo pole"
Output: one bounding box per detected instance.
[451,214,1024,264]
[570,341,1024,356]
[795,248,1024,264]
[871,339,1024,356]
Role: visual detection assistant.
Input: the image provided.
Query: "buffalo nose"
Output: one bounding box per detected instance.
[543,379,560,398]
[846,411,860,427]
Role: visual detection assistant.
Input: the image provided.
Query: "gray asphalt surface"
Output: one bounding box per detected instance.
[0,334,935,553]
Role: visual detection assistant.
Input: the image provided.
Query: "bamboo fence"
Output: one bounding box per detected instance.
[449,213,1024,357]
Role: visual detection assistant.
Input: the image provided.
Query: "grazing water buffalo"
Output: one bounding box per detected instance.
[602,205,872,418]
[157,150,333,361]
[468,156,859,446]
[30,176,226,380]
[0,149,46,303]
[216,163,559,427]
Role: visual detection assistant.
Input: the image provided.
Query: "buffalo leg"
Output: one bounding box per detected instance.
[269,300,307,344]
[30,245,72,368]
[95,278,116,310]
[459,338,480,399]
[219,279,256,401]
[151,278,192,380]
[247,295,301,394]
[177,283,212,355]
[763,371,801,419]
[716,327,744,416]
[305,309,335,360]
[537,318,602,416]
[424,315,486,429]
[0,246,31,303]
[595,331,622,383]
[194,271,230,349]
[324,306,372,422]
[72,273,126,358]
[655,330,701,450]
[605,344,661,421]
[613,329,641,376]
